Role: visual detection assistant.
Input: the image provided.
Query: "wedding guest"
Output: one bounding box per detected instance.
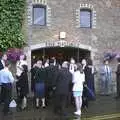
[0,53,7,104]
[72,63,85,116]
[0,61,14,115]
[44,58,59,105]
[81,59,88,108]
[115,58,120,99]
[100,59,112,95]
[34,60,46,108]
[44,59,49,67]
[31,63,37,94]
[54,61,72,116]
[81,59,87,71]
[16,54,27,103]
[69,58,76,74]
[68,57,76,105]
[0,53,7,70]
[86,59,96,100]
[18,65,29,110]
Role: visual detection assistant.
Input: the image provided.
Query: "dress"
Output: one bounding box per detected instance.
[72,71,85,97]
[34,68,46,98]
[18,71,29,98]
[84,66,95,100]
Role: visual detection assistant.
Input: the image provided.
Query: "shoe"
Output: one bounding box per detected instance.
[61,112,68,116]
[21,106,27,111]
[36,106,39,109]
[41,104,46,108]
[74,110,81,116]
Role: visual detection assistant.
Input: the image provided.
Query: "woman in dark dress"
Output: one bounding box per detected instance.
[83,59,96,100]
[18,65,29,110]
[34,60,46,108]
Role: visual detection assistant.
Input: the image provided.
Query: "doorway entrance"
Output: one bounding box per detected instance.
[31,47,90,65]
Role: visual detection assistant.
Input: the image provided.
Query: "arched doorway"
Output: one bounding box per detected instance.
[31,46,90,65]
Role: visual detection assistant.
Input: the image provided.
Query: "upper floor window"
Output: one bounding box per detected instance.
[33,5,46,26]
[80,9,92,28]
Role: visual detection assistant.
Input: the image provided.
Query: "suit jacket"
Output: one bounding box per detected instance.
[45,65,59,87]
[55,68,72,95]
[100,65,112,81]
[116,63,120,81]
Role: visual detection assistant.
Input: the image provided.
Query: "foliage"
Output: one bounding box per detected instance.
[0,0,26,51]
[7,48,23,62]
[104,52,120,60]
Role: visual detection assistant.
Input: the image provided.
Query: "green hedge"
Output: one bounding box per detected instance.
[0,0,26,51]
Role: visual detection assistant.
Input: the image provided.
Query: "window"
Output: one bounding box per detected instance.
[33,5,46,25]
[80,9,92,28]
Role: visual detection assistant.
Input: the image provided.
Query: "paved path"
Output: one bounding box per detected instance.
[0,95,120,120]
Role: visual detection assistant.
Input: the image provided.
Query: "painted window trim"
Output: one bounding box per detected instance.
[32,0,47,5]
[76,3,97,29]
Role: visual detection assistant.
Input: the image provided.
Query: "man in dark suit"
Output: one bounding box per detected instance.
[115,58,120,99]
[44,58,59,105]
[54,61,72,116]
[0,53,7,103]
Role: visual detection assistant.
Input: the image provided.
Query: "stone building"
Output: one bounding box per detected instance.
[24,0,120,92]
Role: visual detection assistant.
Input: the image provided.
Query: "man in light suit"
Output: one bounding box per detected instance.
[0,61,14,115]
[100,60,112,95]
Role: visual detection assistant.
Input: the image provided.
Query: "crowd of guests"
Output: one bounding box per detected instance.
[0,53,120,117]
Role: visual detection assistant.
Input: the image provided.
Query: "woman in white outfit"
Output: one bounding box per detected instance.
[72,63,85,116]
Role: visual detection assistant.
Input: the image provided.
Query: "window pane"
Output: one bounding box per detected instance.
[33,7,46,25]
[80,10,91,28]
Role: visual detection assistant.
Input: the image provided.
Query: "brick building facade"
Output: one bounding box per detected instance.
[25,0,120,93]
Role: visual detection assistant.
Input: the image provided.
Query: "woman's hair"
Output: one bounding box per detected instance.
[87,59,93,65]
[22,65,28,72]
[0,53,7,59]
[5,60,11,67]
[103,59,109,64]
[76,63,84,73]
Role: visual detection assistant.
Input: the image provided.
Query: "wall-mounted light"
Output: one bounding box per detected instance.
[59,32,66,39]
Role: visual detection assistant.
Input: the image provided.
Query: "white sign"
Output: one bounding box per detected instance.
[45,40,80,48]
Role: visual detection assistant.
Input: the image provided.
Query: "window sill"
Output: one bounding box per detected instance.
[32,25,48,29]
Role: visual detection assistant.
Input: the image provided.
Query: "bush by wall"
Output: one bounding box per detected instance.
[0,0,26,52]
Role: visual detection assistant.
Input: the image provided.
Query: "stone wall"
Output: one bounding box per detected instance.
[25,0,120,93]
